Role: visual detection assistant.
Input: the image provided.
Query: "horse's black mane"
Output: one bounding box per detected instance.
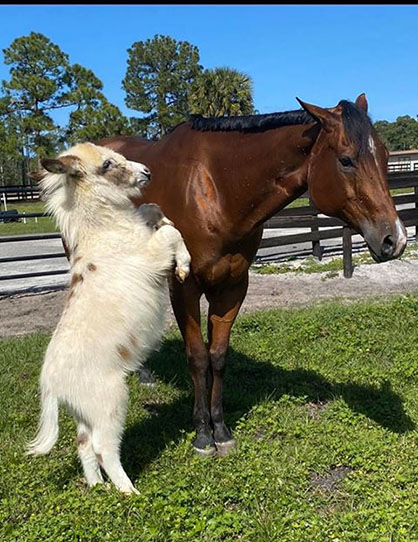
[187,100,372,154]
[189,109,315,133]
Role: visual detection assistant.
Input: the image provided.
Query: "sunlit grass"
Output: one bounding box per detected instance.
[2,294,418,541]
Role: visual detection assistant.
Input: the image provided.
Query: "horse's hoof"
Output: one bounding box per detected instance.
[215,439,237,457]
[193,444,217,458]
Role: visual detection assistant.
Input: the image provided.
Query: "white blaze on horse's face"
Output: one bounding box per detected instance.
[395,217,407,256]
[368,135,378,164]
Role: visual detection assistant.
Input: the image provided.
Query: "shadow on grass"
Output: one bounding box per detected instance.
[122,337,415,480]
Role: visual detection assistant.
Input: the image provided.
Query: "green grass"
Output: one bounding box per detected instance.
[0,200,58,236]
[2,294,418,540]
[253,254,374,276]
[285,198,310,209]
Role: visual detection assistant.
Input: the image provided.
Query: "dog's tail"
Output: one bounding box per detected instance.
[26,390,59,456]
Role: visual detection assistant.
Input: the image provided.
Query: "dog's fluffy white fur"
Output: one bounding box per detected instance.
[26,142,191,494]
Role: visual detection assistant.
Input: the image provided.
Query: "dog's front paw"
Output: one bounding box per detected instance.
[160,217,174,227]
[175,263,190,283]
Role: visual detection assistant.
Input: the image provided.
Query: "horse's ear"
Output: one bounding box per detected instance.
[296,98,337,132]
[355,93,368,113]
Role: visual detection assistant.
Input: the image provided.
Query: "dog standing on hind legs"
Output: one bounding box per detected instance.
[26,142,191,495]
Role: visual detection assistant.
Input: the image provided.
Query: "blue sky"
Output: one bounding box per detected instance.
[1,4,417,125]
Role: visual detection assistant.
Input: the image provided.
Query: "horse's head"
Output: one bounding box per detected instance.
[298,94,406,262]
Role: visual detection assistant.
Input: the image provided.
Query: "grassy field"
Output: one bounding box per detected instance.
[2,294,418,541]
[0,200,58,236]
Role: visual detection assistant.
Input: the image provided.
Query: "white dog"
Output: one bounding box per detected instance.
[27,142,191,494]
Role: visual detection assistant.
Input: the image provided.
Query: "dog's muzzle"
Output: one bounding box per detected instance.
[128,161,152,188]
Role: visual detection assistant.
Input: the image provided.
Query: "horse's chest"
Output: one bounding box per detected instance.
[202,253,249,287]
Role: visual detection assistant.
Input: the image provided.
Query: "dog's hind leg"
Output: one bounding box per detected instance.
[91,421,138,495]
[77,422,104,487]
[88,380,138,495]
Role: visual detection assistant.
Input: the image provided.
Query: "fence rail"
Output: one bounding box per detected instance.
[0,185,40,201]
[1,171,418,288]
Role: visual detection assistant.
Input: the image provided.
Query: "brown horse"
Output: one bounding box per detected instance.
[98,94,406,457]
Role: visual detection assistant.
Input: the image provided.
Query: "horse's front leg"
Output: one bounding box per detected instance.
[169,276,216,457]
[206,273,249,456]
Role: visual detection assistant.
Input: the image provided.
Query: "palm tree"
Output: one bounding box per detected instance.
[189,67,255,117]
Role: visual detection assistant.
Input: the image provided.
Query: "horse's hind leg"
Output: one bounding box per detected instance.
[77,422,103,487]
[169,276,215,456]
[206,274,249,456]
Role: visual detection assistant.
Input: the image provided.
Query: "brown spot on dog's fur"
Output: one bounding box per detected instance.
[117,345,131,360]
[77,432,89,446]
[129,334,139,348]
[73,255,82,265]
[70,273,84,288]
[87,263,97,272]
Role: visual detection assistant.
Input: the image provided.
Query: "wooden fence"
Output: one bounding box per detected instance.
[1,171,418,289]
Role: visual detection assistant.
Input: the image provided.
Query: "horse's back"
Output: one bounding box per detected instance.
[96,136,154,162]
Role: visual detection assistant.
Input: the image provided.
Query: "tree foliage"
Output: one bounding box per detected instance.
[189,67,255,117]
[0,32,133,184]
[66,98,135,145]
[374,115,418,151]
[123,35,203,138]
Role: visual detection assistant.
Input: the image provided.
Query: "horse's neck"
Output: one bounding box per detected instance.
[218,124,318,239]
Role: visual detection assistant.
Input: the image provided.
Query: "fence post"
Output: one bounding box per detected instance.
[343,226,353,278]
[415,185,418,242]
[310,196,323,260]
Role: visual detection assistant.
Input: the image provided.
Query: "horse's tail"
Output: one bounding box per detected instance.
[26,390,59,456]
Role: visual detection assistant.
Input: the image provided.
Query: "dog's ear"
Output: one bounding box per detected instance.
[40,155,82,176]
[29,170,46,183]
[40,158,68,174]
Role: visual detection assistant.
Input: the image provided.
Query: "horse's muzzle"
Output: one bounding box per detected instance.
[362,218,407,262]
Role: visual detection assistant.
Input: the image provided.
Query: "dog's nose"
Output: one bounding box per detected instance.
[142,167,151,181]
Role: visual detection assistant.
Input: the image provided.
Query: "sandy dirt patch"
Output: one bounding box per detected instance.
[1,257,418,338]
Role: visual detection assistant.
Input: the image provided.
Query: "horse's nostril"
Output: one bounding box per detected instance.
[381,234,395,257]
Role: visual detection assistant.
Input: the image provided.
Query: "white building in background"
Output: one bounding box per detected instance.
[388,150,418,172]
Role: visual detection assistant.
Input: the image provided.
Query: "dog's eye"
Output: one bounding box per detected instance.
[339,156,355,168]
[102,159,114,171]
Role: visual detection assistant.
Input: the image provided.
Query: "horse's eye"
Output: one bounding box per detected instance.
[339,156,355,168]
[102,159,114,171]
